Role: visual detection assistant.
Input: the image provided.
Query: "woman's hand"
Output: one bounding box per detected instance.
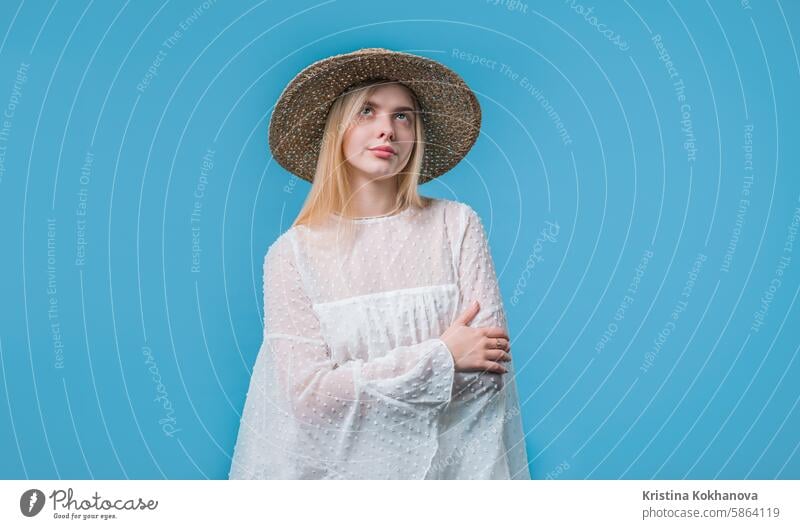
[440,300,512,374]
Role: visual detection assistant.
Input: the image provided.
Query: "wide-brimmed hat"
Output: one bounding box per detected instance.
[268,47,482,184]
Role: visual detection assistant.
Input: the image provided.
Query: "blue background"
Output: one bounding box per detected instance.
[0,0,798,479]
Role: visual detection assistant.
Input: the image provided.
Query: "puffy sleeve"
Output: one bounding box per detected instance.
[454,204,531,479]
[229,234,455,479]
[455,205,509,330]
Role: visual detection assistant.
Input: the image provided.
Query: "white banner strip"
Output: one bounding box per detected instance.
[1,480,797,528]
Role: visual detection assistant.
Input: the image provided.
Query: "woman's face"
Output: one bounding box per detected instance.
[341,83,417,181]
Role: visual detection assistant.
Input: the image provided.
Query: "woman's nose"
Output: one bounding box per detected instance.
[377,114,395,139]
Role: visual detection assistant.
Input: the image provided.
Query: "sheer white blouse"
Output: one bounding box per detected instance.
[229,196,530,479]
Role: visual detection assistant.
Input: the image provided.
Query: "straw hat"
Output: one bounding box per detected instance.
[268,47,482,184]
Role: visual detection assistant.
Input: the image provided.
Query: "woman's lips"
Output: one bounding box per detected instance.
[370,149,395,159]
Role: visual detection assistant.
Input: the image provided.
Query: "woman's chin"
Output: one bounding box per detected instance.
[349,167,400,181]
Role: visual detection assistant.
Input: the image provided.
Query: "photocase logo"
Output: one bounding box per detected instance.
[20,489,45,517]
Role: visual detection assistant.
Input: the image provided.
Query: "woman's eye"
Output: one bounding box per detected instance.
[360,106,372,115]
[395,112,407,121]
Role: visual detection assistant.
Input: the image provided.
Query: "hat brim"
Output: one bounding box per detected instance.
[268,48,482,184]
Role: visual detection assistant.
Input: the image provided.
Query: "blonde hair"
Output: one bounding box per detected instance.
[291,79,429,236]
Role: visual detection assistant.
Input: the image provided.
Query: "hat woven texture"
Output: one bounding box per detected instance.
[268,47,482,184]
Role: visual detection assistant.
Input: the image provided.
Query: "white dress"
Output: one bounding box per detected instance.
[229,197,530,479]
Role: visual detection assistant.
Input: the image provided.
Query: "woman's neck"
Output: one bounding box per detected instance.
[344,175,400,217]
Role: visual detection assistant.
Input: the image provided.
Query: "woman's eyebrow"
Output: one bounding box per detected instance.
[364,100,415,113]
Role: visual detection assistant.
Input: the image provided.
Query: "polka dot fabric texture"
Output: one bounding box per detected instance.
[228,197,530,479]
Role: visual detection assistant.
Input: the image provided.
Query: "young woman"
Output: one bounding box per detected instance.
[229,48,530,479]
